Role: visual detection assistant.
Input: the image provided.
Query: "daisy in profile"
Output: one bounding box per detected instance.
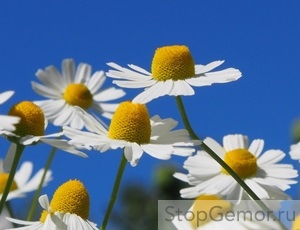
[106,45,242,104]
[0,159,52,201]
[0,100,87,158]
[0,91,20,132]
[174,134,298,202]
[32,58,126,129]
[171,194,281,230]
[7,179,98,230]
[63,101,198,166]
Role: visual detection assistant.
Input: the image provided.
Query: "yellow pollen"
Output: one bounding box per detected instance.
[190,195,232,228]
[221,148,257,178]
[8,101,44,137]
[151,45,195,81]
[39,179,90,223]
[108,101,151,144]
[63,83,93,109]
[0,173,18,194]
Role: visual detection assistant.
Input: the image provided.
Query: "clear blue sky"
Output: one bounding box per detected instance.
[1,0,300,227]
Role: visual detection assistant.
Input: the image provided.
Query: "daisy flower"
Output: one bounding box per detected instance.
[63,101,198,166]
[174,134,298,202]
[106,45,242,104]
[171,195,281,230]
[0,91,20,132]
[0,159,52,201]
[0,101,87,170]
[32,58,126,129]
[6,179,98,230]
[289,141,300,162]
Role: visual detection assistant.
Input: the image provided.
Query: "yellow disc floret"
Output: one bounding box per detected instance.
[151,45,195,81]
[8,101,45,137]
[190,195,232,228]
[0,173,18,194]
[63,83,93,109]
[40,179,90,223]
[221,148,257,178]
[108,101,151,144]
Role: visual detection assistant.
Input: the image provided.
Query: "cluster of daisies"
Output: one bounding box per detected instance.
[0,44,299,229]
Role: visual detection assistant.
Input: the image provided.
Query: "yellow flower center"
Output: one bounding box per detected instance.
[221,148,257,178]
[292,214,300,230]
[0,173,18,194]
[8,101,45,137]
[63,83,93,109]
[108,101,151,144]
[40,179,90,223]
[190,195,232,228]
[151,45,195,81]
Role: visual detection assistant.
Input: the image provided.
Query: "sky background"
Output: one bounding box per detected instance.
[1,0,300,228]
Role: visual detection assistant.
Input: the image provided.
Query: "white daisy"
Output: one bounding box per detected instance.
[106,45,242,104]
[289,141,300,162]
[0,159,52,201]
[0,91,20,132]
[63,101,198,166]
[0,101,87,171]
[174,134,298,202]
[6,180,98,230]
[171,195,281,230]
[32,58,126,129]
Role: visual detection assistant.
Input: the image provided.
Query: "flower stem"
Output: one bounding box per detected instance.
[175,96,287,230]
[26,146,57,221]
[100,151,127,230]
[0,144,25,214]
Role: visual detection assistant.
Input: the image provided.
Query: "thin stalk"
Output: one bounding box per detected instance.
[175,96,287,230]
[26,146,57,220]
[100,151,127,230]
[0,144,25,214]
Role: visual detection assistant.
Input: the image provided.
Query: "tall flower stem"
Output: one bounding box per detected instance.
[100,150,127,230]
[26,146,57,221]
[175,96,287,230]
[0,144,25,214]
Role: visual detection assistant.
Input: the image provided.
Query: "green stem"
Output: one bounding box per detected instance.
[175,96,287,230]
[26,146,57,221]
[0,144,25,214]
[100,151,127,230]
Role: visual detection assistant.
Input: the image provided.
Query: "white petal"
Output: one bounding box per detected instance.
[93,87,126,102]
[38,194,50,210]
[257,150,285,165]
[248,139,264,157]
[141,144,172,160]
[31,81,61,99]
[75,63,91,83]
[87,71,106,94]
[0,91,14,104]
[62,59,75,84]
[194,60,224,74]
[132,81,172,104]
[203,137,225,158]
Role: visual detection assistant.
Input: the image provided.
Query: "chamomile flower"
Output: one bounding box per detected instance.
[63,101,198,166]
[32,58,126,129]
[0,159,52,201]
[106,45,242,104]
[6,179,98,230]
[0,101,87,169]
[172,195,281,230]
[174,134,298,202]
[0,91,20,132]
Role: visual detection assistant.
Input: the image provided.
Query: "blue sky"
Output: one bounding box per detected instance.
[1,0,300,227]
